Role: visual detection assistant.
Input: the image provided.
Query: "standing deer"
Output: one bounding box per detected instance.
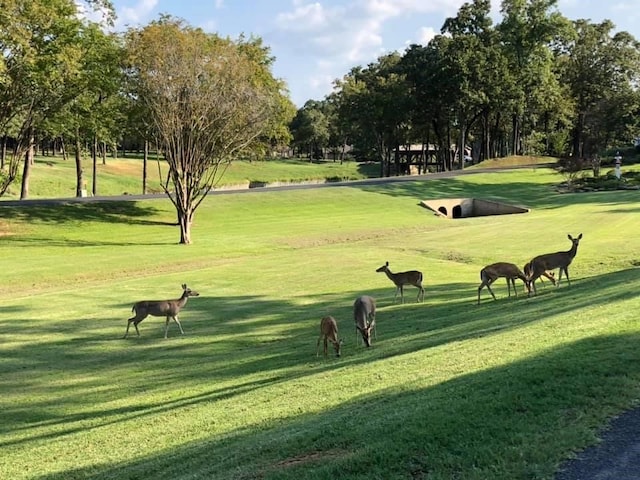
[477,262,530,304]
[316,316,343,357]
[527,233,583,296]
[523,260,556,292]
[123,284,200,339]
[376,261,425,303]
[354,295,376,347]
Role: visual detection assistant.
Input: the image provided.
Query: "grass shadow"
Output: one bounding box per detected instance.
[0,201,165,226]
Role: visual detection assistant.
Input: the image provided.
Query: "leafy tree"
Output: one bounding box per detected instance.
[125,17,288,244]
[555,20,640,157]
[0,0,114,197]
[290,100,329,159]
[497,0,572,155]
[333,53,410,176]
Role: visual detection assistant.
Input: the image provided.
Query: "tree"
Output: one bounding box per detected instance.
[290,100,330,159]
[332,53,410,176]
[555,20,640,157]
[0,0,115,197]
[125,17,288,244]
[498,0,572,155]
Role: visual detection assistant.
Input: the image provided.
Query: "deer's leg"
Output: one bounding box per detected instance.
[324,337,329,357]
[563,268,571,286]
[511,278,518,298]
[556,268,564,287]
[486,280,497,301]
[399,285,404,304]
[123,320,132,339]
[174,316,185,334]
[124,316,141,338]
[477,282,487,304]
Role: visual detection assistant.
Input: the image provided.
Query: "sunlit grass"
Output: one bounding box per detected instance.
[0,155,376,199]
[0,166,639,479]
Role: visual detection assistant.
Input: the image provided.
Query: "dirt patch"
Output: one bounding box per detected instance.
[283,226,428,249]
[273,449,347,469]
[0,220,14,237]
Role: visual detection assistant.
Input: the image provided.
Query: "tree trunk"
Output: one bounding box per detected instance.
[92,134,98,196]
[102,141,107,165]
[1,135,6,169]
[20,132,35,200]
[178,207,193,245]
[75,129,84,197]
[143,138,149,194]
[61,136,68,161]
[511,114,520,156]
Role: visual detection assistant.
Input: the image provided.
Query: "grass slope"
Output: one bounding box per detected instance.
[1,156,376,199]
[0,165,639,479]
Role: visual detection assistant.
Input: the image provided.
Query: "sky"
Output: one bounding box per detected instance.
[104,0,640,108]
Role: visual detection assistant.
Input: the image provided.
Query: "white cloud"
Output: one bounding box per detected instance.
[116,0,159,28]
[417,26,437,45]
[271,0,472,105]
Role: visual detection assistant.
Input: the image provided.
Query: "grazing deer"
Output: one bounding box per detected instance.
[123,284,200,339]
[477,262,531,304]
[354,295,376,347]
[376,261,425,303]
[527,233,583,296]
[523,260,556,292]
[316,316,343,357]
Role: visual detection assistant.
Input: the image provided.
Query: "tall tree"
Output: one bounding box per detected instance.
[125,17,288,244]
[556,20,640,157]
[0,0,114,197]
[498,0,571,155]
[290,100,330,159]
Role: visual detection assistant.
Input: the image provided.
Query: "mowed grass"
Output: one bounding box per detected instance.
[0,155,376,199]
[1,165,640,479]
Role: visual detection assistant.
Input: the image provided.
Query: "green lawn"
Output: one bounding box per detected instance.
[1,165,639,479]
[0,155,377,199]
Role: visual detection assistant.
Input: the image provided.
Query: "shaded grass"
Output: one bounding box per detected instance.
[0,167,639,479]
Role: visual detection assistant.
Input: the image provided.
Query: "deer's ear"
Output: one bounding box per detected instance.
[578,233,583,239]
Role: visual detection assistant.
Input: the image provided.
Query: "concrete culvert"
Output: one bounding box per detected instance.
[420,198,529,219]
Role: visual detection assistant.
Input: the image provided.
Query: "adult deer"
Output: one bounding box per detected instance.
[353,295,376,347]
[123,284,200,339]
[477,262,530,304]
[523,261,556,292]
[376,261,425,303]
[527,233,583,296]
[316,316,343,357]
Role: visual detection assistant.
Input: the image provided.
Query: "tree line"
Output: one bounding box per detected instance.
[290,0,640,176]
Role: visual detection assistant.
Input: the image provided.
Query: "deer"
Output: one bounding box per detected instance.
[527,233,583,296]
[523,260,556,293]
[477,262,531,304]
[123,284,200,339]
[376,261,425,303]
[316,316,343,357]
[354,295,376,347]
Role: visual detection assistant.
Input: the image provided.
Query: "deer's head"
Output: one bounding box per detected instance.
[333,338,344,357]
[375,261,390,273]
[181,284,200,298]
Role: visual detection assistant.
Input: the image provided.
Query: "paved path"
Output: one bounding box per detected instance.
[555,407,640,479]
[0,164,545,206]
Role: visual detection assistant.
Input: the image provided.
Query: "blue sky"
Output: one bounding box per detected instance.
[104,0,640,107]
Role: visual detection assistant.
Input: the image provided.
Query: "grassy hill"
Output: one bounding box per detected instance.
[0,155,378,199]
[0,160,639,479]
